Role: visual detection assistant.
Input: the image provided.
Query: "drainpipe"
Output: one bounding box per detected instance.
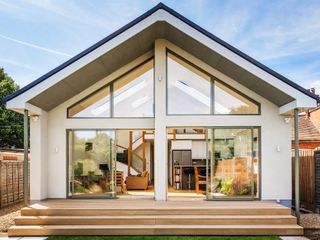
[23,109,29,207]
[294,108,300,224]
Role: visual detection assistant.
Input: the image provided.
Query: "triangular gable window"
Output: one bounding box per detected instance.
[167,51,260,115]
[214,81,259,114]
[68,59,154,118]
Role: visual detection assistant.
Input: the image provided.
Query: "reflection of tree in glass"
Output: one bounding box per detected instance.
[72,131,114,194]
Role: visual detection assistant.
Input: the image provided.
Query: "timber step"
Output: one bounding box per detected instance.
[20,207,291,216]
[15,215,296,225]
[9,224,304,236]
[9,200,303,236]
[15,214,297,225]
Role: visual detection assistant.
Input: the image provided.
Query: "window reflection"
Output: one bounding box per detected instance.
[214,81,259,114]
[113,60,154,117]
[167,53,211,114]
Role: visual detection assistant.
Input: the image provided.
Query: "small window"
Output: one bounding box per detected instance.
[68,86,111,118]
[214,81,259,114]
[167,53,211,115]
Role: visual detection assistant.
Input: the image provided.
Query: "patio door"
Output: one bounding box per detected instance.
[206,127,260,200]
[68,129,117,198]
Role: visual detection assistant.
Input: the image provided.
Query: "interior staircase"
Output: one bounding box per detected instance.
[9,199,303,236]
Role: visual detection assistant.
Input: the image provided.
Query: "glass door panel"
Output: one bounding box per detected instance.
[206,128,258,199]
[68,130,116,198]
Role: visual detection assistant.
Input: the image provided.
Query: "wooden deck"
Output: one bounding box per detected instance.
[9,199,303,236]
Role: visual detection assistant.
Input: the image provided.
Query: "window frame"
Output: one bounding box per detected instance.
[166,49,261,116]
[67,57,155,119]
[205,126,261,201]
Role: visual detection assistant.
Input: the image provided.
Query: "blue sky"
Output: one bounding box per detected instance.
[0,0,319,93]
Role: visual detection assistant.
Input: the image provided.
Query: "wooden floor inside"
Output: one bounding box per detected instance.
[9,199,303,236]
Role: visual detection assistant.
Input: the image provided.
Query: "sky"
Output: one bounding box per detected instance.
[0,0,319,94]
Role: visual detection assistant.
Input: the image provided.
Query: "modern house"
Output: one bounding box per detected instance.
[3,3,319,236]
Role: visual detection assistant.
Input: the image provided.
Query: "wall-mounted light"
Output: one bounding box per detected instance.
[54,147,59,153]
[284,117,291,124]
[31,115,40,122]
[158,74,162,82]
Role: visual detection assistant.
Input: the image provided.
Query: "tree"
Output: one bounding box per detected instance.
[0,68,24,148]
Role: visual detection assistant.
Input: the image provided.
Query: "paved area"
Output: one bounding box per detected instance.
[0,237,47,240]
[281,237,309,240]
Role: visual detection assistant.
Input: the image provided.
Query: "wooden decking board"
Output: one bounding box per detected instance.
[21,208,291,216]
[15,214,297,225]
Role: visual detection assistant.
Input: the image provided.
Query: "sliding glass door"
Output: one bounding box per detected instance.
[68,130,116,198]
[206,127,259,199]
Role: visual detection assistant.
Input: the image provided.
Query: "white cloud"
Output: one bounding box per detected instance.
[0,34,72,57]
[0,58,34,71]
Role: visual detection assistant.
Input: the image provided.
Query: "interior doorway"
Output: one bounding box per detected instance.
[116,129,155,198]
[167,128,207,198]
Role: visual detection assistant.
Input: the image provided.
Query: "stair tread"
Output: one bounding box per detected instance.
[16,214,296,219]
[10,224,303,229]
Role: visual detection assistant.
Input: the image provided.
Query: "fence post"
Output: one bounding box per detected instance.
[24,109,29,207]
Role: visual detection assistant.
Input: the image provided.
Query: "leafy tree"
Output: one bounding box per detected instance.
[0,68,24,148]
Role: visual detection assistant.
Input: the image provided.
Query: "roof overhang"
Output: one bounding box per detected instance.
[4,3,319,115]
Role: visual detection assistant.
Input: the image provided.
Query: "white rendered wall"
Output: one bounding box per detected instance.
[43,39,292,201]
[30,111,48,200]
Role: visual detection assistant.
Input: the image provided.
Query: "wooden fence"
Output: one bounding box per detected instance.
[0,160,29,208]
[292,149,317,212]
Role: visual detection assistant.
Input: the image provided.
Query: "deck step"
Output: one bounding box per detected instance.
[15,214,297,225]
[20,207,291,216]
[9,224,304,236]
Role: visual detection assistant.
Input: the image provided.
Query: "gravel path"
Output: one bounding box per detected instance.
[300,213,320,240]
[301,213,320,228]
[0,202,23,232]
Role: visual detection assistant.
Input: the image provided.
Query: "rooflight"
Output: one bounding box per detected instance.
[175,80,230,113]
[91,79,147,116]
[131,95,151,108]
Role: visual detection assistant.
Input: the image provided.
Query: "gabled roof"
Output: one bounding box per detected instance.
[3,3,319,111]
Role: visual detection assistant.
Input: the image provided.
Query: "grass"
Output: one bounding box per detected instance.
[47,236,281,240]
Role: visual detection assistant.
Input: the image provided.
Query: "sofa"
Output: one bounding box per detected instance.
[126,171,149,190]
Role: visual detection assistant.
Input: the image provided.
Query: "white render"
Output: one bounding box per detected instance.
[5,7,317,202]
[25,39,293,201]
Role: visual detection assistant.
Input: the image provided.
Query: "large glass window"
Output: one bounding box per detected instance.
[113,60,154,117]
[167,51,260,115]
[68,130,116,198]
[67,59,154,118]
[167,52,211,114]
[206,127,259,199]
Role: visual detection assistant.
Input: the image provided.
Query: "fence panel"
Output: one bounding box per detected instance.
[0,160,28,208]
[292,150,316,212]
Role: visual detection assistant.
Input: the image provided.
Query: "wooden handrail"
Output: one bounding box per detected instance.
[132,152,144,161]
[132,135,143,145]
[116,144,127,150]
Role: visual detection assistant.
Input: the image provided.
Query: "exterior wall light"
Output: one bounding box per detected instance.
[284,117,291,124]
[31,115,40,122]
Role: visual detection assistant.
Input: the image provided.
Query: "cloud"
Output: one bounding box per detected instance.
[0,33,72,57]
[0,58,34,71]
